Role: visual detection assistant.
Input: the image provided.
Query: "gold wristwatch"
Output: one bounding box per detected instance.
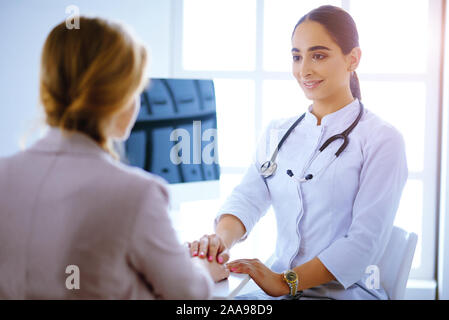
[283,269,298,296]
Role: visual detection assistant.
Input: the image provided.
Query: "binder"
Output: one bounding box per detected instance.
[197,80,216,112]
[166,79,202,116]
[177,123,204,182]
[201,118,219,180]
[126,131,147,169]
[148,126,182,183]
[139,79,176,120]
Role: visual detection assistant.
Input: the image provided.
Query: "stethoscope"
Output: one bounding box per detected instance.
[260,101,364,180]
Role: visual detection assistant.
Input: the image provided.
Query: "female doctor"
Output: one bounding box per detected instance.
[189,5,408,299]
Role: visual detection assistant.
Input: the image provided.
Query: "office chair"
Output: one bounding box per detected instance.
[378,226,418,300]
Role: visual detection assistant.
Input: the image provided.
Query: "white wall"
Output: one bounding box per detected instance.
[0,0,172,157]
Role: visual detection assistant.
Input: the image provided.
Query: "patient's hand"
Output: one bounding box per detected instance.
[187,234,230,264]
[192,256,230,282]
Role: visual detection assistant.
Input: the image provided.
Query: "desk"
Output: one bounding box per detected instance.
[212,273,251,300]
[168,199,276,299]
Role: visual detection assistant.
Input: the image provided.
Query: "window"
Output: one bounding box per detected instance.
[172,0,442,282]
[182,0,256,71]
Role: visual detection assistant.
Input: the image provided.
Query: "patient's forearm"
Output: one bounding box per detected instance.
[215,214,246,249]
[292,257,336,292]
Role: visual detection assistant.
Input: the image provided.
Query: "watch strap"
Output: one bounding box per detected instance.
[289,280,298,296]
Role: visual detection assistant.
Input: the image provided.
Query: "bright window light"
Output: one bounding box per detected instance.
[182,0,256,71]
[214,79,255,167]
[394,179,423,269]
[351,0,429,74]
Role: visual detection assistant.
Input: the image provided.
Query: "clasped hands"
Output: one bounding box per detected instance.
[187,234,289,297]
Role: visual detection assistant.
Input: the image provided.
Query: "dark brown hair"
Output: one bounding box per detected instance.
[292,5,361,100]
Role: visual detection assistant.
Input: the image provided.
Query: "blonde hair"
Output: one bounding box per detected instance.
[39,17,148,158]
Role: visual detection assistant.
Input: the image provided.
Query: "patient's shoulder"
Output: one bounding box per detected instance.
[104,159,169,203]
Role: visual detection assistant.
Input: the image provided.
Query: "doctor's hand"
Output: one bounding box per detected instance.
[226,259,289,297]
[187,234,230,264]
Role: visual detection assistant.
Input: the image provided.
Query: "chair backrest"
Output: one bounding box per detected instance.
[378,226,418,300]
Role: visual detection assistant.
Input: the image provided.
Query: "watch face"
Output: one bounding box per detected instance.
[285,271,297,282]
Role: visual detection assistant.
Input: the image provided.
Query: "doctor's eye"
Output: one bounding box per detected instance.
[312,53,326,60]
[292,55,301,62]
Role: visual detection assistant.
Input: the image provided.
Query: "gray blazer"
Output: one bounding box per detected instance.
[0,127,213,299]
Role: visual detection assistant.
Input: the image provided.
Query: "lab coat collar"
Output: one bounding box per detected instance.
[28,126,112,160]
[304,98,360,128]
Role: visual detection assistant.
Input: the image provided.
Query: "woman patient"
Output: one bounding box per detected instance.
[0,17,228,299]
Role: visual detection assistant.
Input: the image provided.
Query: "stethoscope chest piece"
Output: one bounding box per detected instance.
[260,160,278,179]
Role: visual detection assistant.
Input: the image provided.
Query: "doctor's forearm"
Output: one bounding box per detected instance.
[215,214,246,249]
[292,257,336,292]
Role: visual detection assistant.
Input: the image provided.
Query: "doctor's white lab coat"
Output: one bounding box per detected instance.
[216,98,408,300]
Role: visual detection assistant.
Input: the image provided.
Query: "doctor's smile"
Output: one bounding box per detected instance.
[302,80,324,90]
